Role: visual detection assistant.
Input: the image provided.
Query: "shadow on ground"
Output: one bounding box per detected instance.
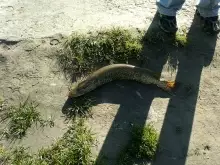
[151,12,217,165]
[62,11,217,165]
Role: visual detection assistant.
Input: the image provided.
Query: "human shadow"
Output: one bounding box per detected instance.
[151,13,217,165]
[62,12,177,165]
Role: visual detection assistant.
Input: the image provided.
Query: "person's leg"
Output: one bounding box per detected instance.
[196,0,220,33]
[156,0,186,16]
[196,0,220,17]
[156,0,186,33]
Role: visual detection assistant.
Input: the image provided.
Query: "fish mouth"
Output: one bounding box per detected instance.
[67,91,83,98]
[67,90,76,97]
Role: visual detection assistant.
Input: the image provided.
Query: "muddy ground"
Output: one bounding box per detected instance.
[1,0,220,165]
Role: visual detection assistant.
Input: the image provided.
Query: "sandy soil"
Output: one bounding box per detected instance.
[1,0,220,165]
[0,0,194,40]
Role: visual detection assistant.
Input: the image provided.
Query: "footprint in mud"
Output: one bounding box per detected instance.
[50,39,60,45]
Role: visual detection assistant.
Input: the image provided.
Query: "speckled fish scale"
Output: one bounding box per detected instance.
[70,64,173,97]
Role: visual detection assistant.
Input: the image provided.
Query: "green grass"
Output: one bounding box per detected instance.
[0,146,34,165]
[117,124,159,165]
[37,118,95,165]
[143,28,188,48]
[56,27,189,81]
[56,27,188,79]
[174,29,188,47]
[143,30,165,44]
[0,97,54,140]
[57,27,143,78]
[1,118,95,165]
[64,95,96,120]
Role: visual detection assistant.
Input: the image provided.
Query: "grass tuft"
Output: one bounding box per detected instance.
[143,31,165,44]
[117,150,132,165]
[64,95,96,120]
[117,124,159,164]
[1,146,34,165]
[130,124,159,159]
[57,27,143,78]
[174,29,188,47]
[0,97,54,140]
[37,118,95,165]
[1,118,95,165]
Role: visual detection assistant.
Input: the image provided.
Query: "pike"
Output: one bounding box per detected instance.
[68,64,176,97]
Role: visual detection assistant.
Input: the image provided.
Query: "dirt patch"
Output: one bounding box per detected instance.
[0,33,69,152]
[0,0,194,40]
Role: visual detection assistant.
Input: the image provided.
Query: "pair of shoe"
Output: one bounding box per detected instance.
[158,10,220,34]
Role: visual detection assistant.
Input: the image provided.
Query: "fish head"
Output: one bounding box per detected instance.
[68,79,93,97]
[68,84,80,97]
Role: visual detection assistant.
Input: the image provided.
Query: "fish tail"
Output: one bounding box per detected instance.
[159,80,177,96]
[165,81,176,90]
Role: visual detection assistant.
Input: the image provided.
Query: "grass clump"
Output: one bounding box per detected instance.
[57,27,143,77]
[0,146,34,165]
[130,124,159,159]
[143,31,165,44]
[1,119,95,165]
[174,29,188,47]
[117,151,132,165]
[37,118,95,165]
[0,97,54,140]
[64,95,96,120]
[143,28,188,48]
[117,124,159,165]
